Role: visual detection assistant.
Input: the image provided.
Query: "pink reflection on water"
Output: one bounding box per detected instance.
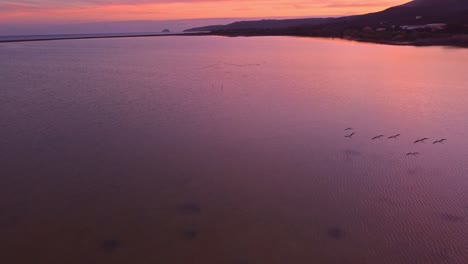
[1,36,468,263]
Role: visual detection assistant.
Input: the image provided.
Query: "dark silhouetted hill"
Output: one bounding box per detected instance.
[185,0,468,47]
[186,0,468,32]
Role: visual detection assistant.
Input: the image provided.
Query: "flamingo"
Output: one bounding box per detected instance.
[372,135,384,140]
[414,138,429,144]
[433,139,447,144]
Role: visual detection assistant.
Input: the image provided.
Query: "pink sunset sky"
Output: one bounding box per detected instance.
[1,0,409,23]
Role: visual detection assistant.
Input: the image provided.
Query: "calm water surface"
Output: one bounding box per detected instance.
[1,36,468,264]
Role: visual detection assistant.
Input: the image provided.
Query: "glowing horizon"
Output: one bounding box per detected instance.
[1,0,409,24]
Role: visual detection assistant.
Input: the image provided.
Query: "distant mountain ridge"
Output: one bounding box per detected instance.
[404,0,467,6]
[185,0,468,32]
[349,0,468,24]
[186,18,334,32]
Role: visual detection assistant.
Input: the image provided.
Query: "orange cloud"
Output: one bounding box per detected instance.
[0,1,409,23]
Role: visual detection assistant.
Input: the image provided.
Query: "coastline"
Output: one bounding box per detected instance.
[204,32,468,48]
[1,31,467,48]
[346,35,468,48]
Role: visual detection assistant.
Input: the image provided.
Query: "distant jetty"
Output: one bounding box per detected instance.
[0,32,209,43]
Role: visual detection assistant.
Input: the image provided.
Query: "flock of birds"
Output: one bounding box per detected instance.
[343,127,447,156]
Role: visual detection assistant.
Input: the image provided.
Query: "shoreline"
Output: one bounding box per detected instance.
[347,36,468,48]
[1,31,467,48]
[206,32,468,48]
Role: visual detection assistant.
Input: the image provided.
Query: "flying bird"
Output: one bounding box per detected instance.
[388,134,400,139]
[372,135,384,140]
[345,128,353,131]
[414,138,429,144]
[345,132,355,138]
[406,152,420,156]
[433,139,447,144]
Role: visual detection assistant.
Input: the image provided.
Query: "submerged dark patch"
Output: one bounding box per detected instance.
[344,149,362,157]
[379,197,399,207]
[432,248,453,262]
[100,239,121,252]
[233,258,250,264]
[182,225,199,240]
[0,215,20,229]
[179,203,202,214]
[327,227,346,239]
[439,213,464,222]
[0,205,28,230]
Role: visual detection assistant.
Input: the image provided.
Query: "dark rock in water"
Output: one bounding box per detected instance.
[100,239,121,252]
[162,29,170,33]
[182,225,199,240]
[439,213,464,222]
[327,227,346,239]
[179,203,201,214]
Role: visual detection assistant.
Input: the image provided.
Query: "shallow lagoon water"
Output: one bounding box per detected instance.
[1,36,468,263]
